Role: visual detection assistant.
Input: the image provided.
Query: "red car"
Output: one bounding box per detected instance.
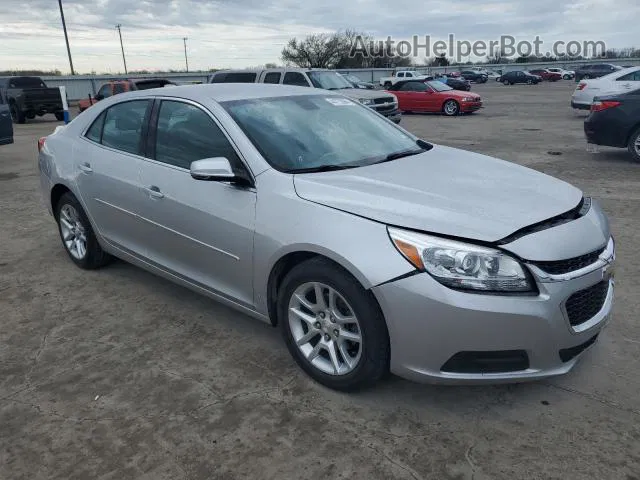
[528,69,562,81]
[385,80,482,116]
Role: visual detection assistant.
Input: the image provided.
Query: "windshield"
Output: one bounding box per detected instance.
[426,81,452,92]
[307,71,353,90]
[221,94,424,173]
[9,77,47,88]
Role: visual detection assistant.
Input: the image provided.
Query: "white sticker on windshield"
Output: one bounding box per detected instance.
[325,97,355,106]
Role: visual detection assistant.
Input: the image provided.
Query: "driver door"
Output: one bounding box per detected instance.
[138,99,257,307]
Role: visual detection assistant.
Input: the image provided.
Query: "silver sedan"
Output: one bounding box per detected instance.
[37,84,615,390]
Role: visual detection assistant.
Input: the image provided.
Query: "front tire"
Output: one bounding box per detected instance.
[628,127,640,163]
[55,112,64,121]
[278,258,389,391]
[563,74,571,80]
[526,79,533,85]
[384,82,392,88]
[503,79,510,86]
[443,99,460,116]
[10,103,25,124]
[55,192,111,269]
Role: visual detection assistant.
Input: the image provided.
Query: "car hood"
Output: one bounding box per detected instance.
[440,90,480,100]
[337,88,395,101]
[293,145,583,242]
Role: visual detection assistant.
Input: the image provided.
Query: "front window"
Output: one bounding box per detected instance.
[425,81,452,92]
[307,71,353,90]
[221,94,425,173]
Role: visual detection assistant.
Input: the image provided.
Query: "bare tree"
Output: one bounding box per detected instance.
[282,30,413,69]
[281,33,345,68]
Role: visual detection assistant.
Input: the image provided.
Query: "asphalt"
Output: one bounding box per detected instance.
[1,80,639,480]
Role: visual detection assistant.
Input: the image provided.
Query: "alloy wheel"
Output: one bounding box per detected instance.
[635,135,640,156]
[287,282,363,376]
[59,204,88,260]
[443,100,459,116]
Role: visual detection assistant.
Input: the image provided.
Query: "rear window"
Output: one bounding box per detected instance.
[134,80,171,90]
[212,72,257,83]
[8,77,47,88]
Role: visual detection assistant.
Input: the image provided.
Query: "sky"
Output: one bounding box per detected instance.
[1,0,638,74]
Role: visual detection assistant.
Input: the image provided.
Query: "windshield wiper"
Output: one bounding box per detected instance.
[373,148,426,164]
[291,164,359,174]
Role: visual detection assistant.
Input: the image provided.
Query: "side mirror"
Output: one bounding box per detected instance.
[190,157,236,182]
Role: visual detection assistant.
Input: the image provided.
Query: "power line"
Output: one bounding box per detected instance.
[115,24,128,74]
[183,37,189,72]
[57,0,75,75]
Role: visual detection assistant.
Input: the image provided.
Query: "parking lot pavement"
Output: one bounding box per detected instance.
[1,81,639,480]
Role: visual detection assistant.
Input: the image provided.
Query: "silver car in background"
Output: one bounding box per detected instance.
[38,84,615,391]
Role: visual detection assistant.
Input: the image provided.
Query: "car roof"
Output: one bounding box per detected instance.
[110,83,339,103]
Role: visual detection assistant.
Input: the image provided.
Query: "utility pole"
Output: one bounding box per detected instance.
[57,0,75,75]
[116,24,128,74]
[183,37,189,72]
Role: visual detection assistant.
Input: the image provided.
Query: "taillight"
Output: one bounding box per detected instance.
[37,137,46,152]
[590,100,621,112]
[576,83,587,91]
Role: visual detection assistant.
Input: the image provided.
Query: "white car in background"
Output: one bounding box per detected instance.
[571,66,640,110]
[547,68,575,80]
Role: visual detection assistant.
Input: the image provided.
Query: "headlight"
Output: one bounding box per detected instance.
[388,227,535,293]
[359,98,375,106]
[461,97,474,101]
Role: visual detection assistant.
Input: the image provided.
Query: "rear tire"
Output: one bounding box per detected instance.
[628,127,640,163]
[55,192,111,269]
[563,74,571,80]
[278,257,390,391]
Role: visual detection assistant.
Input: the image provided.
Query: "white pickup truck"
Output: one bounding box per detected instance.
[379,70,431,88]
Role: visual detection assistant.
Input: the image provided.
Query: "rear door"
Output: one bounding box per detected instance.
[74,99,153,256]
[0,89,13,145]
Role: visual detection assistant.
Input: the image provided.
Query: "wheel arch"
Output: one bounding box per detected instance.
[50,183,73,215]
[625,121,640,146]
[265,247,375,327]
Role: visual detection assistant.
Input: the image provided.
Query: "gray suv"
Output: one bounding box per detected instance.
[210,68,401,124]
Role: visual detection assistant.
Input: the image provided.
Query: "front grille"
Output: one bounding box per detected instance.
[565,281,609,326]
[532,247,604,275]
[375,105,396,113]
[373,97,393,105]
[441,350,529,374]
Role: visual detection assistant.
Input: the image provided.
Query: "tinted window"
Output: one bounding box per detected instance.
[85,111,106,143]
[400,82,428,92]
[225,72,257,82]
[154,100,241,170]
[263,72,281,84]
[97,84,112,98]
[618,71,640,81]
[282,72,309,86]
[210,73,227,83]
[8,77,47,88]
[113,83,127,94]
[101,100,149,155]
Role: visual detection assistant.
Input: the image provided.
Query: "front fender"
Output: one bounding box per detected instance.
[251,170,415,316]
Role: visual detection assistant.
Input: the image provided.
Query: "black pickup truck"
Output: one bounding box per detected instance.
[0,76,65,123]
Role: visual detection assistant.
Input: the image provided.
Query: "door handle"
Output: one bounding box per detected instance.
[79,162,92,173]
[146,185,164,199]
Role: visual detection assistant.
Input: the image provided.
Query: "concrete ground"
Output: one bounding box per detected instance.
[1,81,639,480]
